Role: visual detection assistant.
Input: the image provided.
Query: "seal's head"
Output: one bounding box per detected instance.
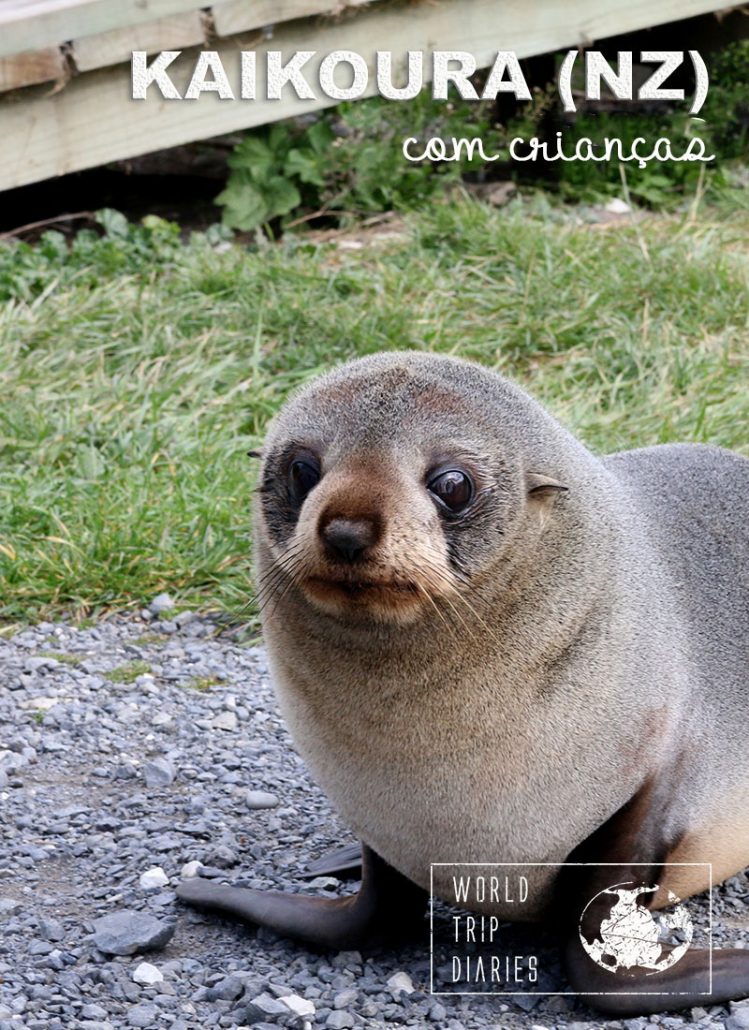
[254,352,567,625]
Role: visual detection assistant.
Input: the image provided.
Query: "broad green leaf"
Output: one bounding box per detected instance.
[264,177,302,218]
[216,182,268,230]
[284,148,326,186]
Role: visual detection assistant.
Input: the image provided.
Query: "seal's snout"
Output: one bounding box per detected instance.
[320,515,379,564]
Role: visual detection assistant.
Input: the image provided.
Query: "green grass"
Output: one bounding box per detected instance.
[183,676,222,692]
[1,196,748,623]
[38,651,82,666]
[106,660,151,684]
[133,633,169,646]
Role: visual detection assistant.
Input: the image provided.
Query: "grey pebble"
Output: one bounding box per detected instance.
[211,710,237,731]
[207,975,245,1002]
[229,1003,266,1025]
[206,844,238,869]
[326,1012,355,1029]
[333,989,358,1009]
[249,992,289,1017]
[149,594,175,615]
[127,1003,160,1028]
[246,790,279,810]
[92,910,176,956]
[25,656,55,673]
[0,899,22,918]
[37,915,64,941]
[81,1005,108,1020]
[142,757,176,787]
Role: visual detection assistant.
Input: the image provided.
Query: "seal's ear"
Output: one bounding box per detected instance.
[526,473,568,499]
[247,449,263,459]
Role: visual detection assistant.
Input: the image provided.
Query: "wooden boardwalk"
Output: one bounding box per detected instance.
[0,0,732,192]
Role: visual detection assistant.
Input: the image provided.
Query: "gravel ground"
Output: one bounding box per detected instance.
[1,606,748,1030]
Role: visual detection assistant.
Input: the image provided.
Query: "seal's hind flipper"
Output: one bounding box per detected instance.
[176,877,368,949]
[176,844,425,950]
[563,873,749,1015]
[302,842,363,880]
[559,775,749,1014]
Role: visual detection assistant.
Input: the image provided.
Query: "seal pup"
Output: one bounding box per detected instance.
[178,352,749,1014]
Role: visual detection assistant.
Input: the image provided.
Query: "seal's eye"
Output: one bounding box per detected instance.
[428,469,474,515]
[289,458,320,506]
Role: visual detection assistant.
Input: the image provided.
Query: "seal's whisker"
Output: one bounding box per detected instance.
[415,557,491,642]
[254,544,306,590]
[255,555,303,609]
[252,545,308,606]
[450,591,494,638]
[253,566,303,617]
[425,562,494,637]
[254,559,300,605]
[439,593,478,641]
[260,553,310,621]
[415,582,453,635]
[410,558,478,641]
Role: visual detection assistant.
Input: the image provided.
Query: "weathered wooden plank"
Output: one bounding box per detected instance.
[0,0,369,61]
[0,0,732,192]
[0,0,207,58]
[0,45,65,92]
[72,12,205,72]
[212,0,375,39]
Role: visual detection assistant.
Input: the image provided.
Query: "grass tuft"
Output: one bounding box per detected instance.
[183,676,222,692]
[38,651,82,666]
[106,660,151,684]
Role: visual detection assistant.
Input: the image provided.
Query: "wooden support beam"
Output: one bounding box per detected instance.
[0,0,377,58]
[211,0,376,39]
[0,46,66,91]
[72,12,206,72]
[0,0,731,192]
[0,0,207,59]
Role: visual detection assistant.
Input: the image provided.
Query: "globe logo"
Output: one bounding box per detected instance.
[579,882,693,974]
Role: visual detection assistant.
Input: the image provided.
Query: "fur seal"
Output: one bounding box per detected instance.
[177,352,749,1014]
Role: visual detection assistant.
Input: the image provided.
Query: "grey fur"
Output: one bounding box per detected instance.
[255,352,749,917]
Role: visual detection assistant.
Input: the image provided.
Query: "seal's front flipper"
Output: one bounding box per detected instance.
[176,843,426,950]
[302,842,363,880]
[559,778,749,1015]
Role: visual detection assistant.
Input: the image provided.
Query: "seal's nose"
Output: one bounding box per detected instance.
[320,516,378,564]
